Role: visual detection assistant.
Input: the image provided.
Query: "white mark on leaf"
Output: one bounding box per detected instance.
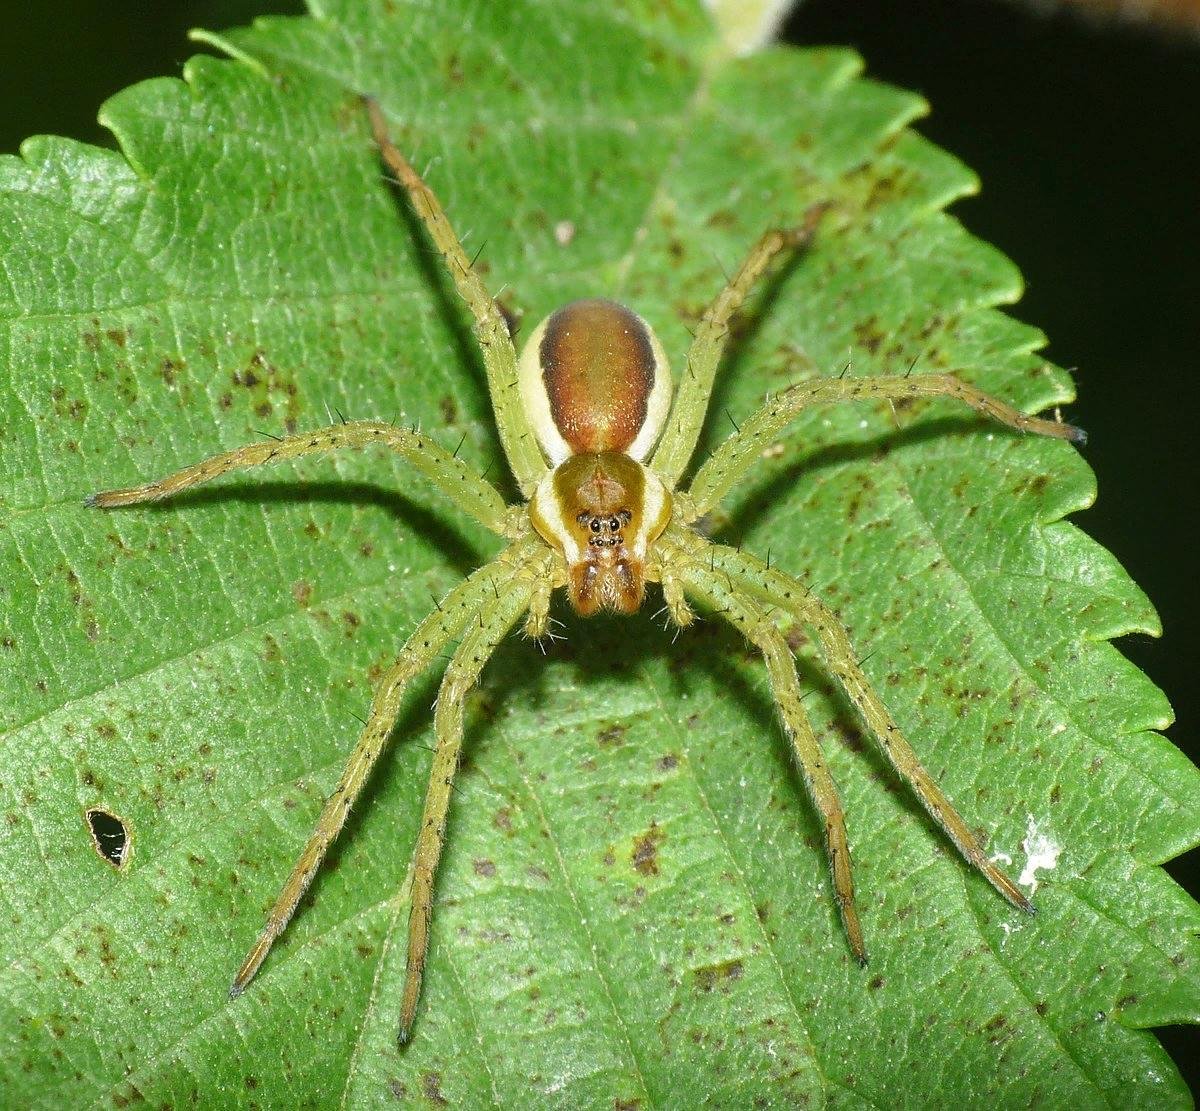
[1018,815,1061,894]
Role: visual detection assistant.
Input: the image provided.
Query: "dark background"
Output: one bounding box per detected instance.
[2,0,1195,1091]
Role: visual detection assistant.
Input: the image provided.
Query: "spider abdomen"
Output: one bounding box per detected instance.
[518,298,673,465]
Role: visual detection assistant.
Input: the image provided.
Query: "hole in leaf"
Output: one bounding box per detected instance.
[85,808,131,869]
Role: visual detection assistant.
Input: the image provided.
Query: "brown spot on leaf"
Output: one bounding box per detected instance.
[631,822,664,876]
[784,624,808,653]
[421,1072,449,1106]
[852,315,884,356]
[50,387,88,422]
[693,957,744,993]
[597,723,627,748]
[229,349,300,428]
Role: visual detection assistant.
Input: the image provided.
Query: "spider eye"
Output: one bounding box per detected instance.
[590,519,601,533]
[608,517,620,531]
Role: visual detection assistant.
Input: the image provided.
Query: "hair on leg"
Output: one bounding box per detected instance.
[229,540,543,1000]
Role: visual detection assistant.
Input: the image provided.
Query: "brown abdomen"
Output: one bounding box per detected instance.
[540,299,657,456]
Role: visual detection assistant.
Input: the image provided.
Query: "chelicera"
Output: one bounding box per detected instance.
[88,97,1085,1044]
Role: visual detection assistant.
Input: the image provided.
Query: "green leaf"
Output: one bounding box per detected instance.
[2,2,1196,1105]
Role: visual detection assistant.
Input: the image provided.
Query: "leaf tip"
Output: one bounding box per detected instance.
[187,28,270,81]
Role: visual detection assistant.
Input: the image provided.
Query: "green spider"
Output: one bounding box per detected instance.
[88,97,1085,1044]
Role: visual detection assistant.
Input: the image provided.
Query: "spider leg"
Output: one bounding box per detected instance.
[399,568,538,1044]
[685,371,1086,519]
[697,537,1035,916]
[651,212,825,488]
[674,548,867,963]
[364,96,547,496]
[228,537,543,1000]
[87,419,514,536]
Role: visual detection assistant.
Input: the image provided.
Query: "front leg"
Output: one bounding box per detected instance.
[229,546,534,1000]
[88,418,512,535]
[685,371,1085,520]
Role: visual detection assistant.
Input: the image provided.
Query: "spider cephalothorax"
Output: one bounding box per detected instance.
[87,96,1086,1045]
[531,450,670,614]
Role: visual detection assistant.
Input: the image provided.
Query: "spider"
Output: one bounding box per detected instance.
[87,97,1085,1045]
